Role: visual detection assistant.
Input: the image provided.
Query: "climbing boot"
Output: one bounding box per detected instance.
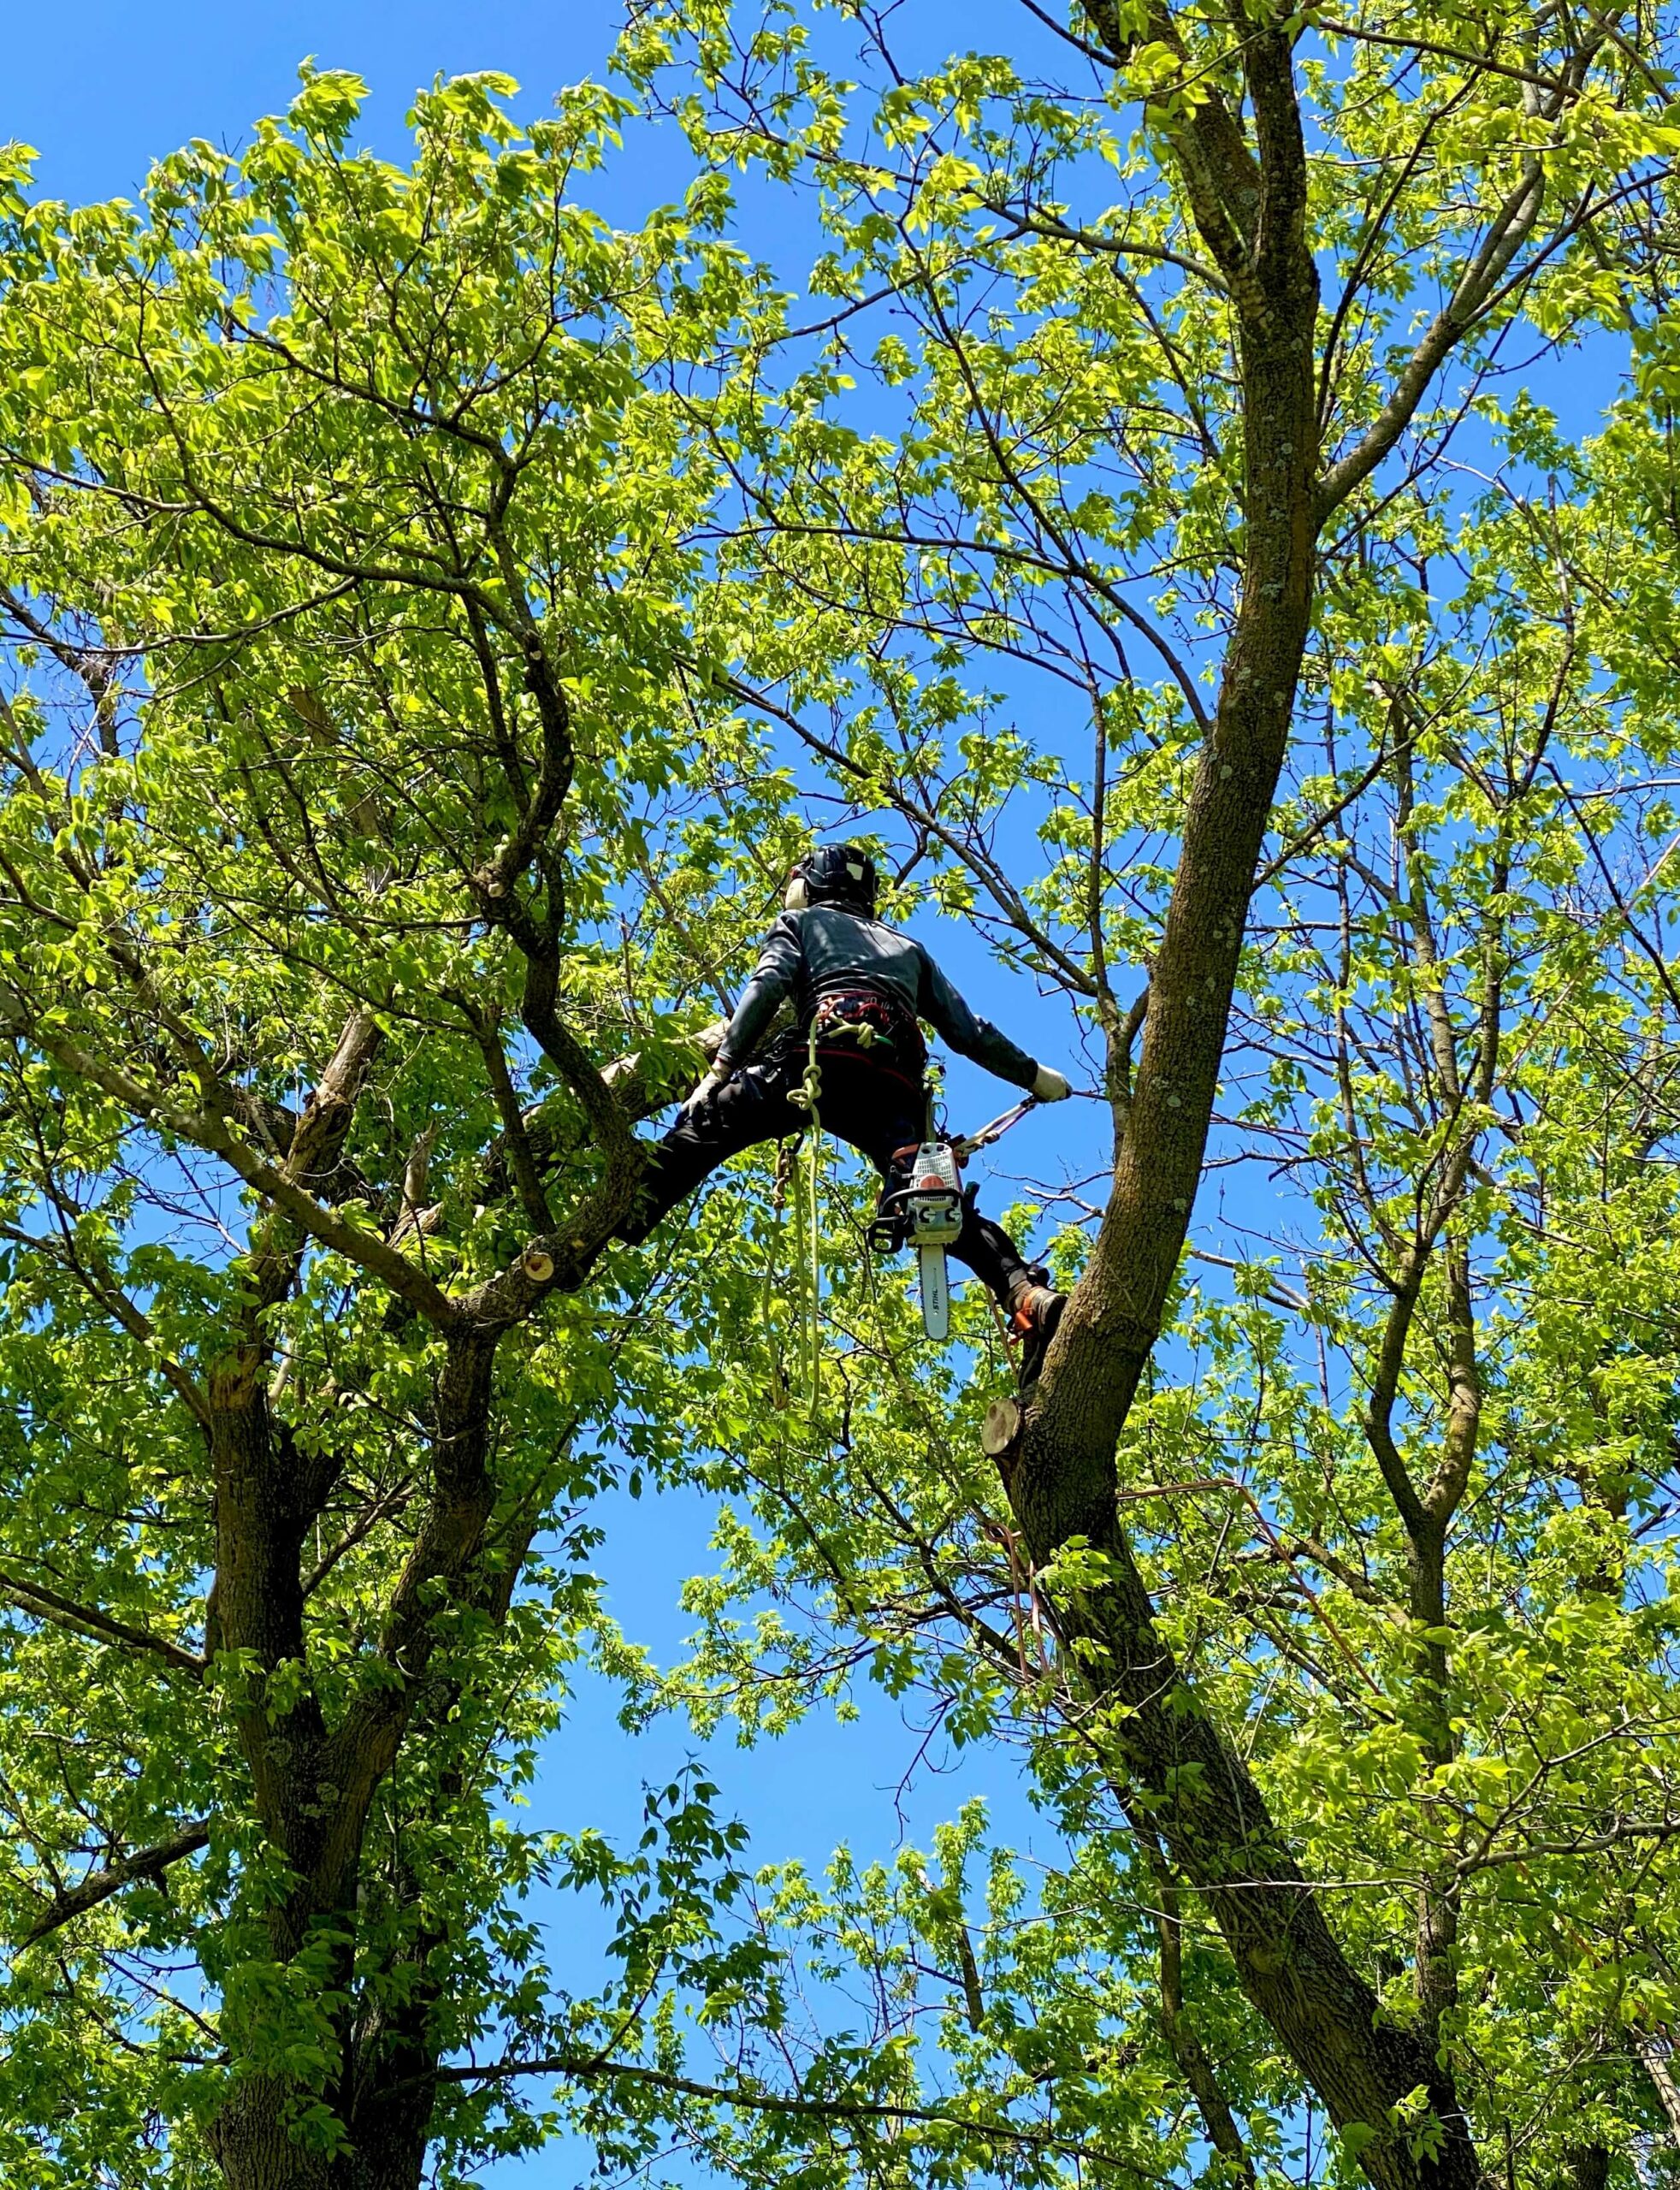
[1011,1285,1066,1396]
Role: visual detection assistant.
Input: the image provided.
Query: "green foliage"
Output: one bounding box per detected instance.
[3,8,1680,2189]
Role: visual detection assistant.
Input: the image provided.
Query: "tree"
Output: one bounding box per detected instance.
[0,70,800,2186]
[605,2,1680,2185]
[3,7,1680,2188]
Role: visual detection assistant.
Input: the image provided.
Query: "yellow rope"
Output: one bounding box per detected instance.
[762,1139,796,1411]
[784,1011,878,1421]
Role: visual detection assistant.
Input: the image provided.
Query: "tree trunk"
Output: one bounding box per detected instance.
[1009,12,1490,2185]
[205,2079,337,2190]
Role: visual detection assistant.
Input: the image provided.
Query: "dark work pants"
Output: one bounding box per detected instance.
[617,1045,1044,1311]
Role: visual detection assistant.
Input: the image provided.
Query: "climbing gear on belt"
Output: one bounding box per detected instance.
[810,985,923,1084]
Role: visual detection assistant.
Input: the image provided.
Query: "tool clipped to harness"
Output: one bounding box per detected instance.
[867,1095,1039,1343]
[902,1140,964,1341]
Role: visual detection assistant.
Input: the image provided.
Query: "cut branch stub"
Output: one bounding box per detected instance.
[981,1396,1024,1458]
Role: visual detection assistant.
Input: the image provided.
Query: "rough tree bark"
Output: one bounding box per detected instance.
[991,3,1541,2184]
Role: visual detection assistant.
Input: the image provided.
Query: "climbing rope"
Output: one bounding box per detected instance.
[782,1009,879,1420]
[761,1138,796,1412]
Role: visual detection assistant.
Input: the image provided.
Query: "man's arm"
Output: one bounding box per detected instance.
[914,946,1041,1092]
[714,914,804,1073]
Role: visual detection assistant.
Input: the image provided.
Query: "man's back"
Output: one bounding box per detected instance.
[720,903,1038,1092]
[783,903,927,1014]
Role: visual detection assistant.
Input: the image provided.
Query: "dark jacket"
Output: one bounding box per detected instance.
[715,905,1039,1092]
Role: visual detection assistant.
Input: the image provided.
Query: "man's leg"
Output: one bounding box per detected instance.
[953,1205,1050,1312]
[615,1060,804,1245]
[948,1199,1064,1391]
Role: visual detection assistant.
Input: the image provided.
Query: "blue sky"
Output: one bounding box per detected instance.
[10,3,623,205]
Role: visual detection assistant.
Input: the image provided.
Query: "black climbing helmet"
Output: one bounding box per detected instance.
[796,843,878,915]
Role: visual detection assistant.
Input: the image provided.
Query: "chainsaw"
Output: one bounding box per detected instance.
[867,1098,1038,1341]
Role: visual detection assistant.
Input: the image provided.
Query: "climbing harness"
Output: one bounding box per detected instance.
[809,984,925,1084]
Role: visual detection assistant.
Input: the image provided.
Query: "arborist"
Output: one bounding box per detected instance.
[616,844,1074,1388]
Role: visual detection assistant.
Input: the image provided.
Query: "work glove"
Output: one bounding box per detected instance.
[1032,1064,1072,1103]
[680,1064,731,1115]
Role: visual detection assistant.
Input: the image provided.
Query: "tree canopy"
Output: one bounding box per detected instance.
[3,3,1680,2186]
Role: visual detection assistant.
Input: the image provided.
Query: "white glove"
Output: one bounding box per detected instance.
[681,1065,731,1115]
[1032,1064,1072,1103]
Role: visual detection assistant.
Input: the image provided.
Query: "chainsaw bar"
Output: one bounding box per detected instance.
[917,1241,952,1343]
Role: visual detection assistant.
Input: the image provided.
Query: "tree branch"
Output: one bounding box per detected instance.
[1316,156,1547,518]
[20,1820,211,1944]
[429,2049,1163,2180]
[0,991,457,1326]
[0,1565,204,1678]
